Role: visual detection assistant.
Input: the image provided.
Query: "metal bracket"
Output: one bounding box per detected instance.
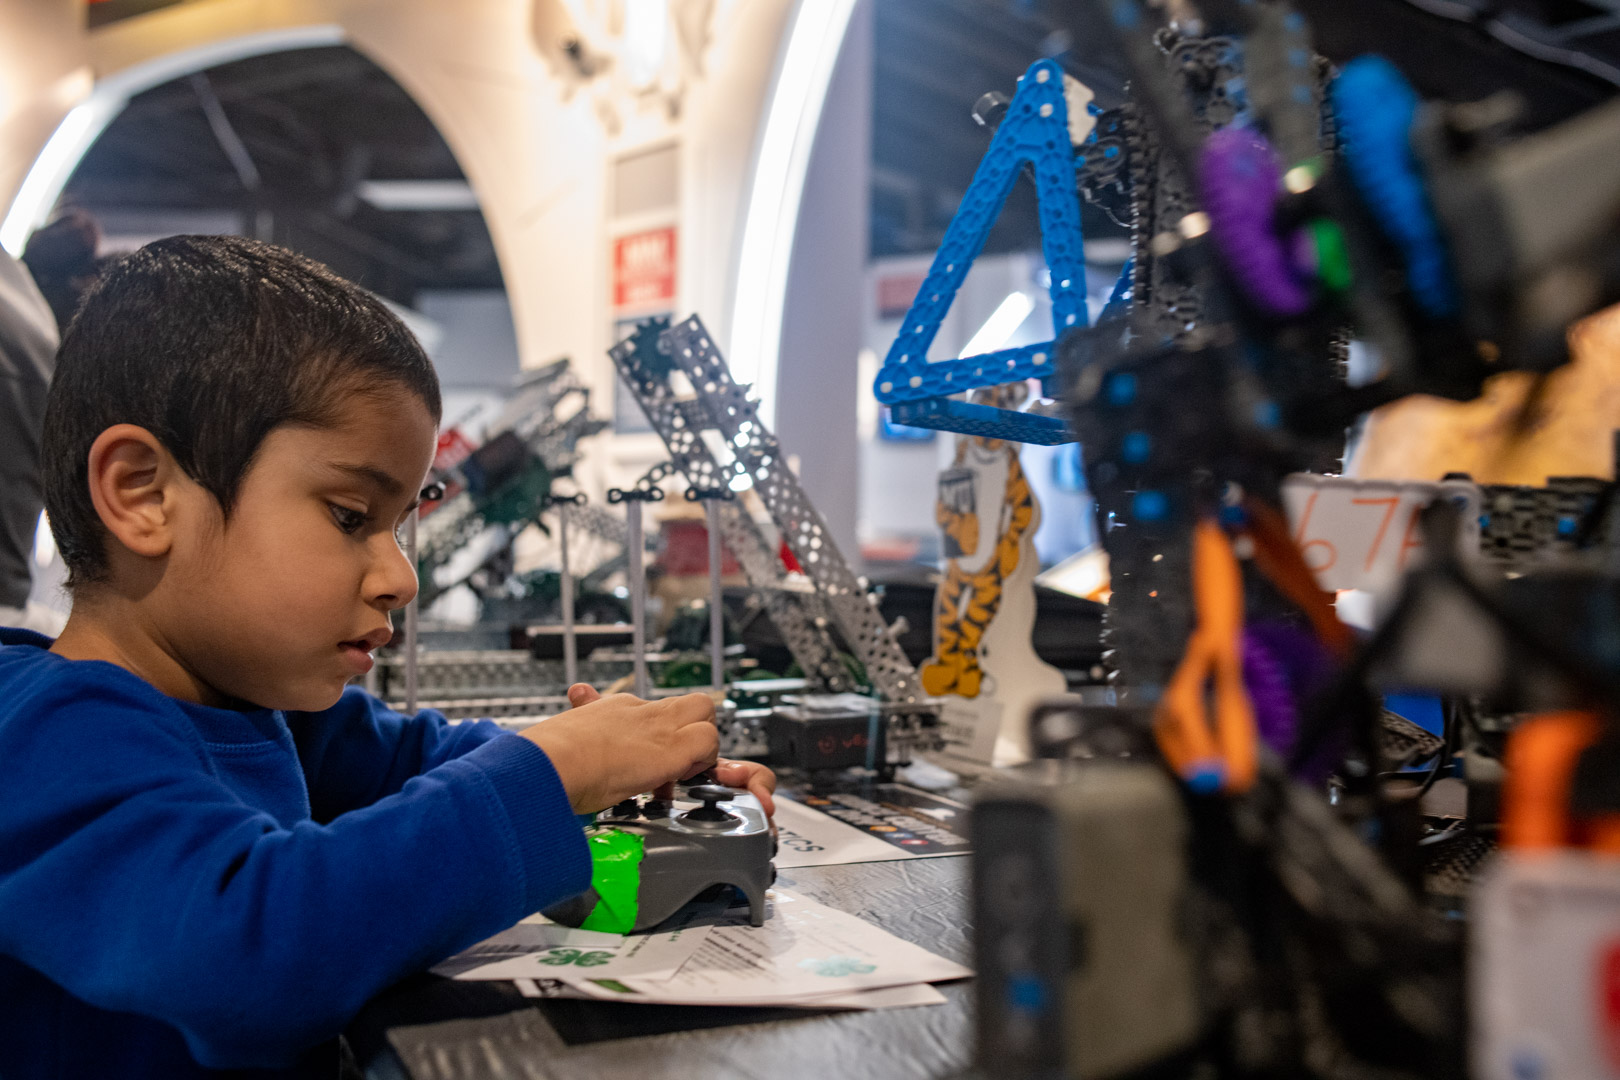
[607,486,666,503]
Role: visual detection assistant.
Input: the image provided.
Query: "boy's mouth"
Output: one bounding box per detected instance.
[338,626,394,675]
[343,626,395,653]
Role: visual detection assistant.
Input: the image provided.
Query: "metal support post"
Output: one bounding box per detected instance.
[560,502,576,686]
[544,493,587,688]
[707,498,725,695]
[609,486,663,700]
[685,486,734,696]
[404,509,419,713]
[626,499,648,699]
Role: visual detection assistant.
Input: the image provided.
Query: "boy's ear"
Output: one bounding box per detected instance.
[85,424,189,561]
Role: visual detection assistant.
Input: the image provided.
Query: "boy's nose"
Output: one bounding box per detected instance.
[367,532,420,611]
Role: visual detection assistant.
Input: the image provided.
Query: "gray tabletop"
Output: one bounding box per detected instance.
[354,855,974,1080]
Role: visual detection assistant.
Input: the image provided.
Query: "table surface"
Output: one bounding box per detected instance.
[350,855,974,1080]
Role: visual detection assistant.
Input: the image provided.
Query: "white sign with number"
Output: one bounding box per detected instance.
[1474,853,1620,1080]
[1280,475,1480,593]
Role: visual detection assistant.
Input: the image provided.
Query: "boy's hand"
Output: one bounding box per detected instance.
[710,759,777,819]
[521,686,719,813]
[553,684,778,819]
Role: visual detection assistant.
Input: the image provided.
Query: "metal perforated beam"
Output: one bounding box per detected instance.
[662,316,924,705]
[607,320,852,693]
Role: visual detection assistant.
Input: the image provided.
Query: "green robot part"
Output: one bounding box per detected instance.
[579,827,646,934]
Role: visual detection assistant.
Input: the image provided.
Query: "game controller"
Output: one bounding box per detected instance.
[542,783,776,934]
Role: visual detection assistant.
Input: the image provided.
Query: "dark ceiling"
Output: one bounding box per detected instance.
[62,3,1129,304]
[874,0,1620,259]
[57,0,1620,303]
[871,0,1130,260]
[63,46,499,306]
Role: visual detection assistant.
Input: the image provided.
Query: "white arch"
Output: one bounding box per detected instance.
[2,26,344,256]
[728,0,857,429]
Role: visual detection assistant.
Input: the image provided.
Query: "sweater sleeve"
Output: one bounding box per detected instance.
[290,687,514,821]
[0,672,590,1070]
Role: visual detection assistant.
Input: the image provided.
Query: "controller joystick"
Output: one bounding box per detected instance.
[680,784,741,826]
[605,797,642,820]
[543,783,774,933]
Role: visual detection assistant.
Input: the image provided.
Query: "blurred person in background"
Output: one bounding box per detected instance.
[22,208,101,335]
[0,240,62,632]
[0,209,106,633]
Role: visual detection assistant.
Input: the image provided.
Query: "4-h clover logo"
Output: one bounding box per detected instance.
[797,955,876,977]
[537,948,615,968]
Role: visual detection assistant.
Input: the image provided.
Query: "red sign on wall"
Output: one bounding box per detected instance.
[613,227,677,310]
[876,271,926,319]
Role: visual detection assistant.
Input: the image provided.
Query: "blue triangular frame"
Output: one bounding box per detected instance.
[873,58,1091,445]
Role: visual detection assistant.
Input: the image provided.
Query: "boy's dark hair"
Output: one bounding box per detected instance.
[42,234,442,584]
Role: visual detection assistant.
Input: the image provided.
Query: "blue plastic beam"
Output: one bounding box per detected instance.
[871,58,1091,444]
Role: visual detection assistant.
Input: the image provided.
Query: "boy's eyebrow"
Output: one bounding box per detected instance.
[324,462,406,497]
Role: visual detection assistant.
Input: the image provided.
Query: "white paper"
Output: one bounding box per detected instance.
[440,898,722,982]
[513,976,948,1011]
[781,982,949,1010]
[1473,852,1620,1080]
[773,796,923,868]
[430,922,622,978]
[772,790,971,868]
[565,889,972,1005]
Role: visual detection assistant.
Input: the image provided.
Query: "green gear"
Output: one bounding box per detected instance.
[1308,218,1353,294]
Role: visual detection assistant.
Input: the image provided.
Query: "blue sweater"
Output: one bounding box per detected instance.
[0,628,590,1077]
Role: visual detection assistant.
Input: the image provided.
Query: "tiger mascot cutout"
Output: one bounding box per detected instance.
[920,384,1037,699]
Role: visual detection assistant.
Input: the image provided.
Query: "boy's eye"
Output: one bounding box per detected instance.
[330,505,369,534]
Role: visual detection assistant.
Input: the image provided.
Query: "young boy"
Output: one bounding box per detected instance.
[0,235,775,1078]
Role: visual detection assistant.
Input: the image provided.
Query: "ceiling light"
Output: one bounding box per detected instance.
[356,180,479,211]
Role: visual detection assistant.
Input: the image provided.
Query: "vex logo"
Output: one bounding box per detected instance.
[816,733,869,756]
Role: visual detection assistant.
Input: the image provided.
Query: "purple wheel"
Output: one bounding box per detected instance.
[1242,621,1342,783]
[1241,627,1297,757]
[1199,127,1312,317]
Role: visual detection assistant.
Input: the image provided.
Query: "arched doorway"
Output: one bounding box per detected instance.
[26,44,523,623]
[61,44,511,361]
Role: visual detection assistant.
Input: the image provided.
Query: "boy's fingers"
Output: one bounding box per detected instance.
[751,783,776,819]
[566,683,601,708]
[661,692,717,728]
[712,760,772,790]
[714,760,776,818]
[675,720,720,774]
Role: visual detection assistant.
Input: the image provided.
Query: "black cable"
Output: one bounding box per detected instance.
[1398,0,1620,90]
[1411,696,1457,803]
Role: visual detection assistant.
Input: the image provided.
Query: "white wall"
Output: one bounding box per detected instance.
[416,289,521,389]
[415,289,521,444]
[774,0,871,567]
[0,0,87,229]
